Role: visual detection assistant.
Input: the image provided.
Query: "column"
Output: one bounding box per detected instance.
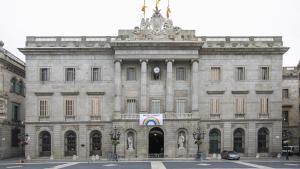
[140,59,148,113]
[166,60,174,113]
[114,60,122,114]
[191,60,199,112]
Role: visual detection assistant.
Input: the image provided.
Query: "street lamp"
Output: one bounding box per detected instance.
[193,127,205,160]
[109,126,121,161]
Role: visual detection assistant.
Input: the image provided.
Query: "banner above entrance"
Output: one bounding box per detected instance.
[139,114,163,126]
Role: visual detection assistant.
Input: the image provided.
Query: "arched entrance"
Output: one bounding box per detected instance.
[39,131,51,157]
[90,130,102,156]
[64,130,77,156]
[149,127,164,158]
[209,128,221,154]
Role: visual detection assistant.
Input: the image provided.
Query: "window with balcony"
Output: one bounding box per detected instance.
[260,67,269,80]
[91,67,101,81]
[12,103,19,122]
[65,68,75,82]
[40,68,50,82]
[39,100,49,117]
[127,68,136,81]
[90,97,101,120]
[282,111,289,124]
[65,99,74,116]
[176,99,186,113]
[127,99,137,114]
[151,100,161,114]
[210,99,220,114]
[176,67,186,81]
[211,67,221,81]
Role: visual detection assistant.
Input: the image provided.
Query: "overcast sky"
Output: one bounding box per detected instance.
[0,0,299,66]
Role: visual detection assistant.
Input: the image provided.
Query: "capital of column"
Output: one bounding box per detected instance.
[165,59,175,64]
[191,59,199,64]
[139,59,149,63]
[114,59,122,64]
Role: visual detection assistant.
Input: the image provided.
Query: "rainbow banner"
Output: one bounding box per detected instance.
[139,114,163,126]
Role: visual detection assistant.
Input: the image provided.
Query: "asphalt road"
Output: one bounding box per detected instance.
[0,161,299,169]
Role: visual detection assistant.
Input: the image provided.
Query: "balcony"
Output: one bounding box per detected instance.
[90,115,101,121]
[259,113,269,119]
[120,113,193,120]
[39,116,50,122]
[210,114,221,120]
[235,113,245,119]
[65,116,76,121]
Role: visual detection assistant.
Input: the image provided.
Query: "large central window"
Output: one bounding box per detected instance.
[151,100,161,114]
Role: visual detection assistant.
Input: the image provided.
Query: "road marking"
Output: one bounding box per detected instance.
[233,161,274,169]
[48,162,79,169]
[151,161,166,169]
[285,163,299,166]
[197,163,211,166]
[103,164,118,167]
[6,166,23,169]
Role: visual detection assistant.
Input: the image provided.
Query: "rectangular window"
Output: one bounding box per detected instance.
[65,100,74,116]
[282,111,289,123]
[236,67,245,81]
[91,67,101,81]
[127,99,137,114]
[127,68,136,81]
[91,97,100,116]
[176,67,186,81]
[282,89,289,99]
[210,99,220,114]
[39,100,49,117]
[235,98,245,114]
[65,68,75,82]
[176,99,186,113]
[151,100,161,114]
[261,67,269,80]
[12,104,19,122]
[40,68,50,81]
[0,99,6,115]
[260,97,269,113]
[211,67,221,81]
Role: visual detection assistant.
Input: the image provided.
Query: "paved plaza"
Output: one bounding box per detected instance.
[0,159,300,169]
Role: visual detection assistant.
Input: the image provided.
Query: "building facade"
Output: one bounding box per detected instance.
[20,10,289,159]
[0,41,25,159]
[282,65,300,152]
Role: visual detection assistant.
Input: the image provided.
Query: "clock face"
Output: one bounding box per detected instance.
[153,67,160,74]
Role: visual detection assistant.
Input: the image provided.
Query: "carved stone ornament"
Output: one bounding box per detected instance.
[131,9,185,41]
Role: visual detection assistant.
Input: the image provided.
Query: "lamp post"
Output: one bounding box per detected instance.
[193,127,205,160]
[110,126,121,161]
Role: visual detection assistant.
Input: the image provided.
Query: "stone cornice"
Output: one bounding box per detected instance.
[111,41,203,50]
[207,91,225,95]
[232,91,249,94]
[18,47,114,55]
[60,92,80,96]
[86,92,105,95]
[199,47,289,55]
[256,90,274,94]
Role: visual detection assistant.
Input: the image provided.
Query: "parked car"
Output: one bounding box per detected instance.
[282,146,299,155]
[221,151,240,160]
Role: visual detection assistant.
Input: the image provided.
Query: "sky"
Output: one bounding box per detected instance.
[0,0,299,66]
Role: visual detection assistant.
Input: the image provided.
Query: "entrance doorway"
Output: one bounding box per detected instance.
[149,127,164,158]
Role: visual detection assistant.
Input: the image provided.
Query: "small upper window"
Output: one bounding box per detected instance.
[211,67,221,81]
[127,68,136,81]
[261,67,269,80]
[65,68,75,82]
[236,67,245,81]
[91,67,101,81]
[282,89,289,99]
[40,68,50,82]
[176,67,186,81]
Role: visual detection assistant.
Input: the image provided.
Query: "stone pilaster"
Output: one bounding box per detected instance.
[78,125,87,159]
[166,59,174,113]
[140,59,148,113]
[191,59,199,113]
[53,125,62,159]
[114,60,122,115]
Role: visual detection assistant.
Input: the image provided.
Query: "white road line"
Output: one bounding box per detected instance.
[151,161,166,169]
[6,166,23,169]
[234,161,274,169]
[48,162,80,169]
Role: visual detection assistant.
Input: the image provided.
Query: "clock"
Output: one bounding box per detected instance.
[153,67,160,74]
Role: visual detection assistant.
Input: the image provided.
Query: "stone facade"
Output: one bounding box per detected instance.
[0,41,25,159]
[19,10,289,159]
[282,66,300,152]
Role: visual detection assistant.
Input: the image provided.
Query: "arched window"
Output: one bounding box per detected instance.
[258,128,269,153]
[233,128,245,153]
[64,130,77,156]
[209,128,221,154]
[39,131,51,156]
[90,130,102,156]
